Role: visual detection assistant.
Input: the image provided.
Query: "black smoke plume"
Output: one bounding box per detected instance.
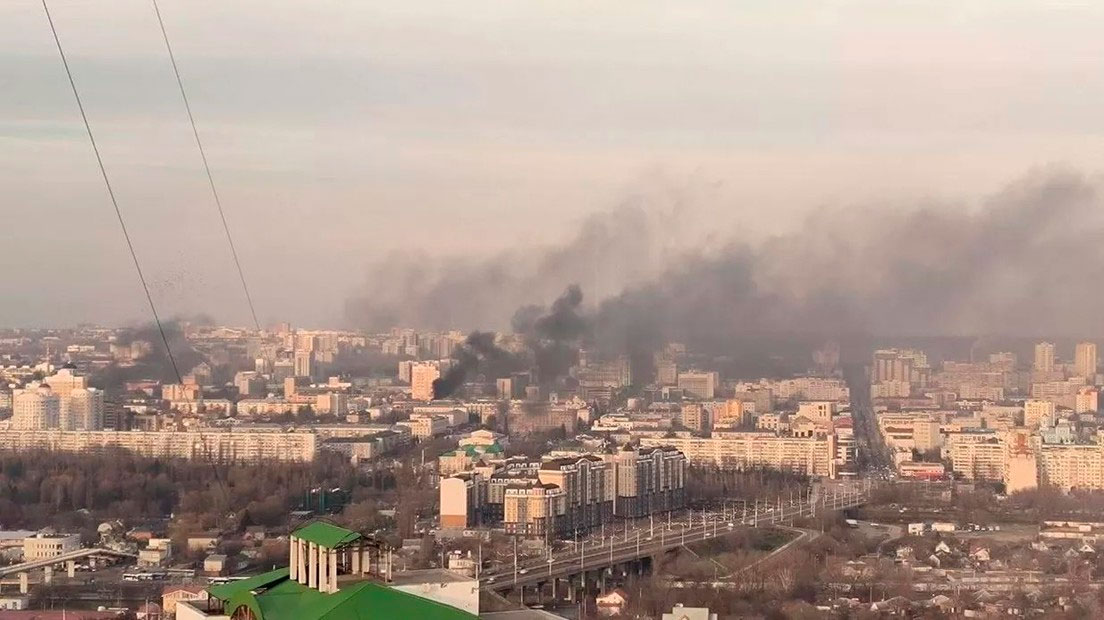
[512,284,589,385]
[351,169,1104,379]
[432,331,523,399]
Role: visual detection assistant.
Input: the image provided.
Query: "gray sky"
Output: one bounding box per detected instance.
[3,1,1104,328]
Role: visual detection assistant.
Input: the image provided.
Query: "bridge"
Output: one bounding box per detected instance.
[0,547,137,593]
[480,480,871,604]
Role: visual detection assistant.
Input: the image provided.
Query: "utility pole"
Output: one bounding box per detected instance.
[513,536,518,585]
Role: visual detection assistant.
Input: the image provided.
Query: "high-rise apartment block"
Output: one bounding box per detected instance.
[605,445,686,518]
[1075,342,1098,381]
[12,385,60,429]
[410,362,442,401]
[1034,342,1056,373]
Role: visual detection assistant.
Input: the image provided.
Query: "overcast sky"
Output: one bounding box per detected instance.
[2,1,1104,328]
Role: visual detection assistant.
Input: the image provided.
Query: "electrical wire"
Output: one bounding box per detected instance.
[150,0,261,332]
[42,0,183,386]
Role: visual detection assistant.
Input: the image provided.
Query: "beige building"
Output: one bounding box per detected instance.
[1075,388,1099,414]
[23,533,80,560]
[677,372,719,400]
[1039,440,1104,492]
[440,473,483,529]
[712,400,746,429]
[1034,341,1056,373]
[67,388,105,431]
[410,362,441,401]
[797,401,834,423]
[948,437,1005,481]
[679,403,709,432]
[604,445,687,518]
[503,480,566,538]
[538,455,614,532]
[397,414,447,440]
[0,429,317,463]
[1024,399,1056,429]
[11,385,60,430]
[1075,342,1098,381]
[643,432,837,478]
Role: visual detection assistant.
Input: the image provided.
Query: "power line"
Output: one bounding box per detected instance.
[150,0,261,331]
[42,0,183,385]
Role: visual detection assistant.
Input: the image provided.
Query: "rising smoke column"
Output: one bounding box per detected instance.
[512,284,589,385]
[432,331,524,399]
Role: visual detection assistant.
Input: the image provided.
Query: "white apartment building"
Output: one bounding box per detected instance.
[11,385,60,430]
[0,429,317,463]
[642,432,837,478]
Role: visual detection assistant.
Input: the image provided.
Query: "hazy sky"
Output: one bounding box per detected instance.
[3,1,1104,328]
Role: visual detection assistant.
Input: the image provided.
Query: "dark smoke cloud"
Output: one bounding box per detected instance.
[432,331,524,399]
[98,320,206,389]
[345,186,703,332]
[350,169,1104,371]
[513,284,588,384]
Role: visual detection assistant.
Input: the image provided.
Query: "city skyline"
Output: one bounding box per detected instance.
[4,2,1104,329]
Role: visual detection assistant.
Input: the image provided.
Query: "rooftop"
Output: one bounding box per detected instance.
[293,522,362,549]
[209,568,477,620]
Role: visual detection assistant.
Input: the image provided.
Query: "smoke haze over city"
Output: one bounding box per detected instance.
[4,2,1104,330]
[349,169,1104,343]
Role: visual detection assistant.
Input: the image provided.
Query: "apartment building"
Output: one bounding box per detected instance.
[410,362,442,401]
[604,445,687,518]
[0,429,317,463]
[396,414,448,440]
[642,432,837,478]
[503,480,567,538]
[538,455,614,532]
[1039,441,1104,492]
[1024,400,1056,429]
[948,437,1005,481]
[679,403,709,432]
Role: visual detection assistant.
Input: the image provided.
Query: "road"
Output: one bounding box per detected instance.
[480,483,870,592]
[844,364,894,474]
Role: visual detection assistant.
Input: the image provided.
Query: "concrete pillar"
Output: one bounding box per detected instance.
[318,548,329,593]
[351,543,361,575]
[289,536,299,581]
[43,566,53,584]
[67,560,75,579]
[308,542,318,589]
[18,572,28,594]
[551,577,557,601]
[298,539,308,584]
[328,547,338,593]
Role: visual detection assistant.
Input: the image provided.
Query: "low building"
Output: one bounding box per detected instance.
[204,554,229,576]
[162,585,208,616]
[23,532,80,560]
[662,605,717,620]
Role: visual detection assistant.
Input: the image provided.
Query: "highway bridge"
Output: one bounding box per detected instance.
[480,480,872,603]
[0,547,136,593]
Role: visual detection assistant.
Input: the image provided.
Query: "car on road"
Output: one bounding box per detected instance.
[519,569,529,575]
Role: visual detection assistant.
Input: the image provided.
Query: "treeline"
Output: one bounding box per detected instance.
[687,466,810,506]
[0,450,385,532]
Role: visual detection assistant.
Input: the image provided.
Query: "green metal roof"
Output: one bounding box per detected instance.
[208,568,288,601]
[210,568,477,620]
[293,522,363,548]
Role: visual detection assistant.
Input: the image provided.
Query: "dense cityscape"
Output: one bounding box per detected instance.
[0,323,1103,619]
[8,0,1104,618]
